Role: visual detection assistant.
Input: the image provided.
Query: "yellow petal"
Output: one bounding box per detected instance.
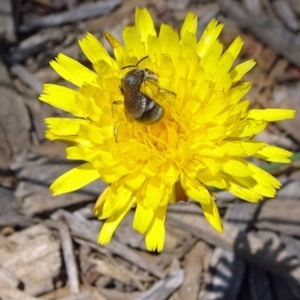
[248,109,296,121]
[123,26,145,58]
[200,169,228,190]
[226,178,263,202]
[158,54,174,79]
[180,32,198,62]
[213,37,244,89]
[45,118,93,146]
[159,24,180,60]
[98,197,132,245]
[222,158,254,177]
[147,35,162,62]
[96,162,129,183]
[41,84,103,122]
[159,162,179,184]
[45,118,82,136]
[230,119,267,137]
[66,146,96,161]
[249,163,281,191]
[123,172,146,190]
[218,140,265,156]
[228,82,252,105]
[225,161,281,201]
[135,7,156,42]
[91,150,121,168]
[145,205,167,252]
[255,145,293,163]
[198,125,226,143]
[79,33,115,67]
[50,163,100,195]
[180,173,211,204]
[76,122,106,145]
[200,40,223,75]
[197,19,224,58]
[180,12,198,37]
[104,31,122,49]
[50,54,97,87]
[200,196,223,233]
[142,177,165,210]
[225,36,244,61]
[228,100,250,119]
[229,59,256,82]
[40,84,81,116]
[133,203,154,234]
[94,185,132,220]
[201,157,222,176]
[104,31,127,63]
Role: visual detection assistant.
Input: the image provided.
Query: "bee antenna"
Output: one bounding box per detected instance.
[121,56,149,70]
[121,64,136,70]
[136,56,149,66]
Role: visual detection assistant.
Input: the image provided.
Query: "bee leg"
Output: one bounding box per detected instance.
[111,100,123,143]
[111,100,123,120]
[158,87,176,96]
[114,122,119,143]
[145,80,176,97]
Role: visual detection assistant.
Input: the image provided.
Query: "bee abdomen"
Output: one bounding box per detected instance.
[135,93,164,124]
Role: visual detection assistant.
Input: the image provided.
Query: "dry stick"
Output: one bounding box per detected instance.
[55,290,105,300]
[168,213,300,296]
[107,241,166,279]
[86,0,147,32]
[0,224,61,296]
[175,242,206,300]
[134,270,185,300]
[0,266,20,289]
[19,0,121,32]
[219,0,300,68]
[273,0,299,31]
[76,238,166,280]
[52,210,165,279]
[11,64,43,94]
[0,288,39,300]
[58,216,80,295]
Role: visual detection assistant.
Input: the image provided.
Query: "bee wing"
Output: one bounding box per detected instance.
[125,92,147,118]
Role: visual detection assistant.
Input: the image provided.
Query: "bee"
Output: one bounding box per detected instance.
[120,56,165,125]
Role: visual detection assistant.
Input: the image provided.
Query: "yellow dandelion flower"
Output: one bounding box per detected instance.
[40,8,295,252]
